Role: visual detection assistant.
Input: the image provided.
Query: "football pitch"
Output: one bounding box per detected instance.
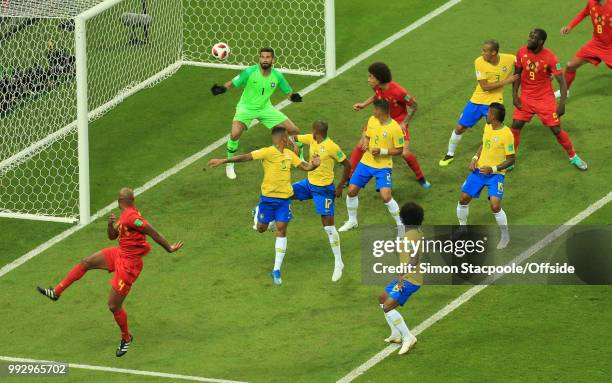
[1,0,611,382]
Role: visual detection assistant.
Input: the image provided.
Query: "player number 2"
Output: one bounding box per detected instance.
[529,71,535,81]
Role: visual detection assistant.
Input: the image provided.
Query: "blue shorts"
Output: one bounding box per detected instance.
[349,162,392,191]
[458,101,489,128]
[258,196,293,223]
[292,178,336,216]
[461,169,505,199]
[384,278,420,306]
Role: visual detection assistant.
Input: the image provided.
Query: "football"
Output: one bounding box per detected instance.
[211,42,230,60]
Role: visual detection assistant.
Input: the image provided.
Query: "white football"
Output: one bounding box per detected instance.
[212,42,230,60]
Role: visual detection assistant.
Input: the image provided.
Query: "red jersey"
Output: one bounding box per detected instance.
[116,206,151,258]
[374,81,415,124]
[515,46,562,100]
[568,0,612,46]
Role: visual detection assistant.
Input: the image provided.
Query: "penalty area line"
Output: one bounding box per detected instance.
[336,191,612,383]
[0,0,462,278]
[0,355,249,383]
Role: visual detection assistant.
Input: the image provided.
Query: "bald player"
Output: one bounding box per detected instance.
[37,188,183,357]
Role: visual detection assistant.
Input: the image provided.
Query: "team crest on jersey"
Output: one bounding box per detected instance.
[502,65,508,72]
[597,15,603,23]
[528,62,536,71]
[493,136,500,143]
[271,82,276,88]
[383,131,388,137]
[319,147,325,153]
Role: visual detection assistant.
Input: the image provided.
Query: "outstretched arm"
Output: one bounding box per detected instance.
[561,4,589,34]
[142,224,183,253]
[478,74,520,92]
[353,95,376,111]
[208,153,253,168]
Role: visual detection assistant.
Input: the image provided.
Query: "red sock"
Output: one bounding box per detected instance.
[348,143,364,176]
[113,308,130,341]
[403,153,424,180]
[564,69,577,90]
[555,129,576,158]
[511,128,522,150]
[54,263,86,295]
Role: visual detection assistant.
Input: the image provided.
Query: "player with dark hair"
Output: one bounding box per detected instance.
[292,120,351,281]
[439,39,517,166]
[339,99,406,237]
[352,62,431,189]
[378,201,424,355]
[37,188,184,357]
[512,29,587,171]
[557,0,612,97]
[458,103,515,249]
[211,47,304,180]
[208,127,320,286]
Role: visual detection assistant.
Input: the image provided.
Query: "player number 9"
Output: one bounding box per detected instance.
[529,71,535,81]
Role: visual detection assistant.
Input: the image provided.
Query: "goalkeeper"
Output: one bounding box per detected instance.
[211,47,304,179]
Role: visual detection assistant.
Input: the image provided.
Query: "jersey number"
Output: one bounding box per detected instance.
[529,71,535,81]
[597,24,603,34]
[325,198,332,209]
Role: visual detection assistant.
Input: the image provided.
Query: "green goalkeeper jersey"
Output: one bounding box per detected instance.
[231,65,293,110]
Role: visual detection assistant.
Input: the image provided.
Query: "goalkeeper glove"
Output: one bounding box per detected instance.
[290,93,303,102]
[211,84,227,96]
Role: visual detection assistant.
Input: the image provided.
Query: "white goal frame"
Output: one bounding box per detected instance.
[0,0,336,225]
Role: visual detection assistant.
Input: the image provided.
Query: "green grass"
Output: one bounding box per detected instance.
[1,0,611,382]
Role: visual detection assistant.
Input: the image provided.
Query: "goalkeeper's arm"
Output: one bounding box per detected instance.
[211,80,233,96]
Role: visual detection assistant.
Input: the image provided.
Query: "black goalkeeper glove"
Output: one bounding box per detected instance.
[211,84,227,96]
[290,93,303,102]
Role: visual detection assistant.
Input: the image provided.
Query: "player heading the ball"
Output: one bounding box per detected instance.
[37,188,183,357]
[210,47,304,180]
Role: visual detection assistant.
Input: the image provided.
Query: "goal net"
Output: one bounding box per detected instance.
[0,0,334,224]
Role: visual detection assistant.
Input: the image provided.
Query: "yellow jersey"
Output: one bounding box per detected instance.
[399,228,424,286]
[361,116,404,169]
[297,134,346,187]
[251,145,302,198]
[470,53,515,105]
[477,124,515,175]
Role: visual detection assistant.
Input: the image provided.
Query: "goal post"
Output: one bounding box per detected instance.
[0,0,336,225]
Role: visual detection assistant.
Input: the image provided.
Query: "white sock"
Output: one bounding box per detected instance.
[253,205,259,226]
[385,198,403,226]
[384,310,400,337]
[457,202,469,225]
[273,237,287,271]
[385,309,413,340]
[493,209,509,236]
[447,131,463,156]
[324,226,343,266]
[346,195,358,222]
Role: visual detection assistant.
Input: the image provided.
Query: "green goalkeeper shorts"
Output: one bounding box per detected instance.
[233,105,288,129]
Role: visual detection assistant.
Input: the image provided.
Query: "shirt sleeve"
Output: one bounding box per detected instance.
[289,150,302,167]
[275,70,293,95]
[126,212,148,232]
[251,147,269,160]
[475,58,487,80]
[393,124,405,148]
[568,3,590,29]
[514,49,523,69]
[333,143,347,162]
[231,66,254,87]
[296,134,313,145]
[548,52,562,75]
[504,131,516,155]
[397,86,415,106]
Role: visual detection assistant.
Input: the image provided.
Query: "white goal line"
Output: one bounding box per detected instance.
[335,190,612,383]
[0,355,249,383]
